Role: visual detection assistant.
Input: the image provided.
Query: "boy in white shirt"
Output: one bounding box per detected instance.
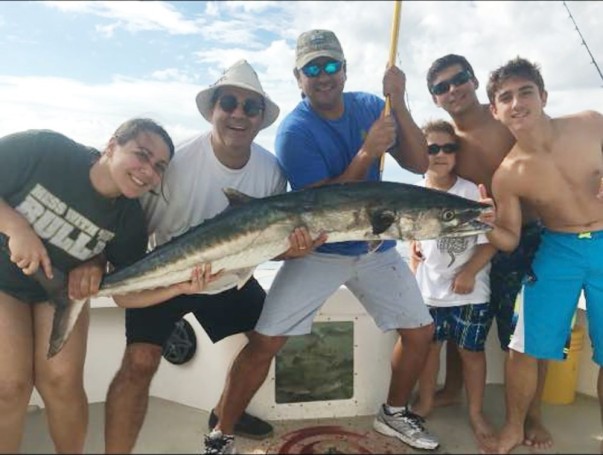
[409,120,496,445]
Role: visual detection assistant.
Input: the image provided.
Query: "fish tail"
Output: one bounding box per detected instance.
[47,290,88,358]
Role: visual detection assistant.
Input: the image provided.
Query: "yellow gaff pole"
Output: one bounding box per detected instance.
[380,0,403,178]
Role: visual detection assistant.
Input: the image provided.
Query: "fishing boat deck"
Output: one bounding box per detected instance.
[24,263,602,454]
[24,384,601,454]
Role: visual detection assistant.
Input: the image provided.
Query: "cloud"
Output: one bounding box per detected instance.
[150,68,195,84]
[222,1,281,14]
[43,0,201,35]
[3,0,602,186]
[273,1,603,128]
[0,75,203,150]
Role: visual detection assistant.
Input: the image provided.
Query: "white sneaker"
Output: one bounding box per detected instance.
[373,404,439,450]
[203,429,236,454]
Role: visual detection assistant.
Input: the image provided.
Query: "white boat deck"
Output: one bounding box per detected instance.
[24,385,602,453]
[25,264,601,454]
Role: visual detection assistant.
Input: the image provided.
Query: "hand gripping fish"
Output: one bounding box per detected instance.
[25,181,492,357]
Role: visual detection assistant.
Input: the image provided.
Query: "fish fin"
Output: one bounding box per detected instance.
[30,267,88,358]
[200,267,256,295]
[234,267,255,290]
[223,187,256,207]
[369,209,396,235]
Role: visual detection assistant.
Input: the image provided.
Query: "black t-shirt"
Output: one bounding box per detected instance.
[0,129,148,302]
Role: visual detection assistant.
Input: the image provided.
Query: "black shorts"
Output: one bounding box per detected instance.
[125,277,265,346]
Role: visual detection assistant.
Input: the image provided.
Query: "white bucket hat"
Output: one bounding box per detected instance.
[195,59,280,130]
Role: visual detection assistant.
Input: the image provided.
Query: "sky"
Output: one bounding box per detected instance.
[1,1,602,184]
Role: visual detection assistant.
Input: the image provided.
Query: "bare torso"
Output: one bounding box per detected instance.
[498,111,603,233]
[452,105,539,224]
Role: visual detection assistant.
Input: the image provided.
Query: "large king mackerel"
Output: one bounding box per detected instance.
[29,181,492,357]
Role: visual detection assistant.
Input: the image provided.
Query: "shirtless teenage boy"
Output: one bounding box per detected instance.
[481,56,603,454]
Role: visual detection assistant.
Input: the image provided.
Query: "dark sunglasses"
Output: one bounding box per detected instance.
[301,60,343,78]
[218,94,264,117]
[430,70,473,95]
[427,143,459,155]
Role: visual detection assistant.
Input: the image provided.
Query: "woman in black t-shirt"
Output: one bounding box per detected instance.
[0,118,175,453]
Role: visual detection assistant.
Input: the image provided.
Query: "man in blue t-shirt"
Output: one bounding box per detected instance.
[210,29,439,453]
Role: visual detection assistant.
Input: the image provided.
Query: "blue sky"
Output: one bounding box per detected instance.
[1,1,602,184]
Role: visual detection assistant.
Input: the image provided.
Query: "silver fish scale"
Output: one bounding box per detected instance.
[97,226,290,296]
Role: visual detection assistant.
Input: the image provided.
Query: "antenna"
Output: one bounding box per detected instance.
[563,1,603,86]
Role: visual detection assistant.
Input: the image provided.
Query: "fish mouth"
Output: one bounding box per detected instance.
[440,208,492,238]
[440,219,492,238]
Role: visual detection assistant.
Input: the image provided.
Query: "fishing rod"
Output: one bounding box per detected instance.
[380,0,402,178]
[562,1,603,86]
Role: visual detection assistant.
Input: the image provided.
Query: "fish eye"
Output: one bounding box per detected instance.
[441,210,455,222]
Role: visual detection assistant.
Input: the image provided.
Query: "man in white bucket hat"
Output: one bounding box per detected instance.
[195,59,280,131]
[104,59,323,454]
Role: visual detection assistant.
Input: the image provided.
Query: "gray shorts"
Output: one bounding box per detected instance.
[256,248,432,336]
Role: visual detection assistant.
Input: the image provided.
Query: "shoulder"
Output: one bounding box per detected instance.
[573,109,603,122]
[454,177,480,199]
[250,144,285,181]
[278,101,314,132]
[173,132,208,158]
[1,129,78,148]
[492,150,524,194]
[346,92,384,110]
[251,142,280,165]
[167,133,210,173]
[347,91,382,103]
[456,176,479,191]
[1,129,94,163]
[555,110,603,129]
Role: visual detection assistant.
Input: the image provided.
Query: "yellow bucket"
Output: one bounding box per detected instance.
[541,324,585,405]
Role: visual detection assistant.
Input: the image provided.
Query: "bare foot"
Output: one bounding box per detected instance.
[523,415,553,449]
[433,387,463,408]
[470,412,496,447]
[479,426,523,454]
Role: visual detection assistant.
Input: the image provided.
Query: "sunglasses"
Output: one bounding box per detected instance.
[427,143,459,155]
[218,94,264,117]
[430,70,473,95]
[301,60,343,78]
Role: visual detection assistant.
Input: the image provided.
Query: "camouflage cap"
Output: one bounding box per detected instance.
[295,29,344,69]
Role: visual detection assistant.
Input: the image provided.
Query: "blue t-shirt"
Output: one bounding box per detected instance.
[275,92,395,256]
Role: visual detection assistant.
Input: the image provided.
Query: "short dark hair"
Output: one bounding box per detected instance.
[486,57,546,105]
[113,118,175,159]
[422,119,457,139]
[426,54,476,91]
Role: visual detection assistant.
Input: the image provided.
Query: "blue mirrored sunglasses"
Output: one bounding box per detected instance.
[301,60,343,78]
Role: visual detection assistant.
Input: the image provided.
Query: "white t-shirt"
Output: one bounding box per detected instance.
[141,131,287,246]
[414,176,491,307]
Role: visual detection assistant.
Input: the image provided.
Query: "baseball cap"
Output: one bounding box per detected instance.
[295,29,345,70]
